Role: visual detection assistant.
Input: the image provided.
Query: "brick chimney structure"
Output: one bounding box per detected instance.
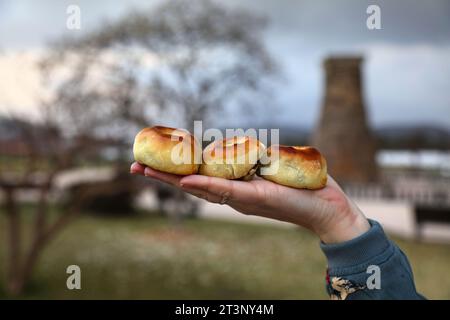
[312,56,377,184]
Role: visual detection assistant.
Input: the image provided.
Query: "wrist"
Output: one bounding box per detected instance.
[317,198,370,244]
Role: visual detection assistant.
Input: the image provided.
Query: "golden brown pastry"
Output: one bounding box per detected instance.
[258,145,327,189]
[133,126,201,175]
[199,136,266,180]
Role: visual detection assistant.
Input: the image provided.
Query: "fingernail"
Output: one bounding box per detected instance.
[180,184,193,190]
[181,184,193,191]
[180,182,195,189]
[144,167,151,176]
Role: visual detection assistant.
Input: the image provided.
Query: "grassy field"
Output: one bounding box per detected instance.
[1,208,449,299]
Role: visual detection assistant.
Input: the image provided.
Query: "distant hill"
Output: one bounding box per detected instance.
[216,124,310,146]
[2,116,449,151]
[374,125,450,150]
[219,122,450,150]
[0,117,23,141]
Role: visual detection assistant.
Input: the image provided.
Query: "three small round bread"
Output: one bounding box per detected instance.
[133,126,327,190]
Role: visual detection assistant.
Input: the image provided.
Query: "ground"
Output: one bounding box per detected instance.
[0,208,449,299]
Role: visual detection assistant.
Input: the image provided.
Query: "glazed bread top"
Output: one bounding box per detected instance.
[133,126,201,175]
[259,145,327,189]
[199,136,266,180]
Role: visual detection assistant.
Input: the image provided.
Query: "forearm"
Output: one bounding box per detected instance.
[320,219,425,300]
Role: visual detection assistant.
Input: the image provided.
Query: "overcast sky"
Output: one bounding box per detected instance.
[1,0,449,129]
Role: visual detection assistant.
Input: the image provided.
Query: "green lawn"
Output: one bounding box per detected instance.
[1,209,449,299]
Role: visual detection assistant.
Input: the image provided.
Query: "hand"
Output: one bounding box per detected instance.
[130,162,370,244]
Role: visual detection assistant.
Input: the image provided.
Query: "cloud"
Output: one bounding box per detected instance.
[0,0,449,128]
[0,0,162,49]
[363,43,450,127]
[252,41,450,129]
[0,50,47,119]
[0,47,161,121]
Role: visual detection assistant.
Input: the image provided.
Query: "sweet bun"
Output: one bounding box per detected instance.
[133,126,201,175]
[258,145,327,190]
[199,136,266,180]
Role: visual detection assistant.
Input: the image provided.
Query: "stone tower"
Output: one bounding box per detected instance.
[312,56,377,184]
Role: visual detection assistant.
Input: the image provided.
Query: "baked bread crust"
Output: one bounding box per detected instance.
[199,136,266,180]
[133,126,201,175]
[259,145,327,189]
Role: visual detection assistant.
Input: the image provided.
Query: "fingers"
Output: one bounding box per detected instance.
[130,162,145,175]
[130,162,266,205]
[144,167,183,186]
[179,175,260,204]
[182,188,223,203]
[130,162,182,187]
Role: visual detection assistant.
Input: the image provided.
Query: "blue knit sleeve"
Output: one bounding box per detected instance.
[320,219,425,300]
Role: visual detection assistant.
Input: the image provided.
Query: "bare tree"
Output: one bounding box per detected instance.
[43,0,277,133]
[40,0,278,220]
[0,117,131,295]
[0,0,278,296]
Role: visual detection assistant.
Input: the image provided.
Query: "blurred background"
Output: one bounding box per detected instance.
[0,0,449,299]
